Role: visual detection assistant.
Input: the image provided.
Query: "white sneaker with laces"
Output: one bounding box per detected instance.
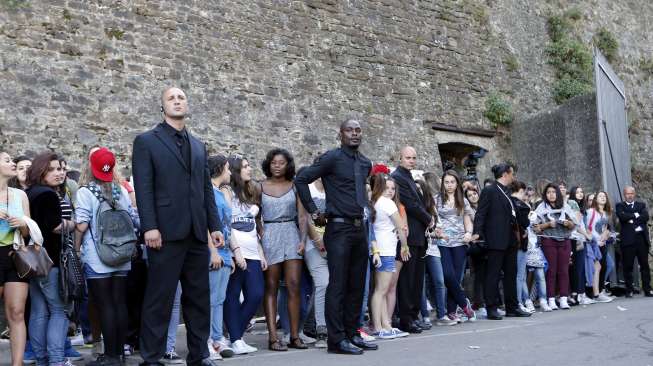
[548,298,559,310]
[70,332,85,347]
[524,299,536,313]
[241,340,258,353]
[208,340,222,360]
[578,294,595,305]
[559,296,570,309]
[299,331,316,344]
[596,292,614,303]
[496,308,506,316]
[231,339,251,355]
[539,298,552,312]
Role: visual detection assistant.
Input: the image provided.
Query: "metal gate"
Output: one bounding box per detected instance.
[594,48,631,203]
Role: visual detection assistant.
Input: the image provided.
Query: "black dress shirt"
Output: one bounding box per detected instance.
[161,121,190,170]
[295,145,372,219]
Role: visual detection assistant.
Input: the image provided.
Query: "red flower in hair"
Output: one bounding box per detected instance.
[371,163,390,176]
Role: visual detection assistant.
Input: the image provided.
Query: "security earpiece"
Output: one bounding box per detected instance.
[160,106,164,113]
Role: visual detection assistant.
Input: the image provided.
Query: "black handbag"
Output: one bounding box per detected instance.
[59,228,85,320]
[467,239,487,256]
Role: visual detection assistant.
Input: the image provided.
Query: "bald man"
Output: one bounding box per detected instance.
[615,186,652,297]
[132,87,224,366]
[391,146,434,333]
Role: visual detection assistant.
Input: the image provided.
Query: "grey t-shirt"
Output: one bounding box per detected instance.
[436,195,474,248]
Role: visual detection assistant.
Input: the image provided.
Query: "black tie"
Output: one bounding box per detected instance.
[353,152,367,209]
[175,132,190,169]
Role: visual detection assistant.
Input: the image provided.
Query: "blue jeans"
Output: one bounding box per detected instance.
[224,260,264,342]
[358,258,371,326]
[166,282,182,352]
[29,268,70,366]
[209,265,231,342]
[516,250,529,304]
[530,267,546,300]
[440,246,468,313]
[278,269,313,334]
[422,255,447,319]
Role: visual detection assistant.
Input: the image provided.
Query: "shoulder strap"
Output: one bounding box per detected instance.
[588,210,597,233]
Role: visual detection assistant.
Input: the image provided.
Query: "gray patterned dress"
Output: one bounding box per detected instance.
[261,188,302,265]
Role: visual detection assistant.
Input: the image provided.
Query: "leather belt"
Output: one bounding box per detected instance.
[329,217,363,227]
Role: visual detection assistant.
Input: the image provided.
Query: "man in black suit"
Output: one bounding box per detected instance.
[295,119,377,355]
[473,163,530,320]
[391,146,433,333]
[132,87,224,366]
[615,186,652,297]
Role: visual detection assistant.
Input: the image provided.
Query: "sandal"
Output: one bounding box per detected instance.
[268,339,288,352]
[288,337,308,349]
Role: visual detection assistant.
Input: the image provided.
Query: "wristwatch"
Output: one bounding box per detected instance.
[311,211,322,220]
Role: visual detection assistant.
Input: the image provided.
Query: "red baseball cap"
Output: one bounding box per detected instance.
[90,147,115,182]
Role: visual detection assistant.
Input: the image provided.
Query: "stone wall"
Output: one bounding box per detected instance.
[0,0,650,200]
[513,94,602,193]
[0,0,520,179]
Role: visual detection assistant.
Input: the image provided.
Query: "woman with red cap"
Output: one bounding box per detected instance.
[74,147,140,366]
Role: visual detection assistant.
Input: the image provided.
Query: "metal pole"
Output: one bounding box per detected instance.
[602,119,623,202]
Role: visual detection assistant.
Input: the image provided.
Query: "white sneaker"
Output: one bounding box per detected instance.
[208,340,222,360]
[496,308,506,316]
[299,331,316,344]
[518,304,531,314]
[596,292,614,303]
[436,316,458,326]
[232,339,251,355]
[548,298,559,310]
[578,294,596,305]
[476,307,487,318]
[539,298,552,312]
[559,296,570,309]
[70,331,84,347]
[524,299,536,313]
[241,340,258,353]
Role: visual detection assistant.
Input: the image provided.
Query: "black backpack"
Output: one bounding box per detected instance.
[86,183,137,266]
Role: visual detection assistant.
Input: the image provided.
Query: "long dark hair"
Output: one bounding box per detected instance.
[568,186,586,214]
[416,179,437,218]
[439,170,465,215]
[261,148,296,181]
[541,183,563,209]
[26,151,60,187]
[591,191,613,216]
[369,173,400,223]
[228,156,258,206]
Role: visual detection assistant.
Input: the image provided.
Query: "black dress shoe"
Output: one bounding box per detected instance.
[400,323,422,333]
[626,291,634,298]
[350,335,378,350]
[505,308,532,317]
[644,290,653,297]
[200,358,219,366]
[486,308,503,320]
[328,339,363,355]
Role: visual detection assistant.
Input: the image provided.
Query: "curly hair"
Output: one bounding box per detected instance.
[261,148,296,181]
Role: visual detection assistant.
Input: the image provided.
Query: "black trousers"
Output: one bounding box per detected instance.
[140,235,210,365]
[484,246,518,312]
[398,246,426,328]
[126,257,147,349]
[323,222,368,346]
[622,235,651,292]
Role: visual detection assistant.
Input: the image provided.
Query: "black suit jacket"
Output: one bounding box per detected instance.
[391,166,431,247]
[616,200,650,247]
[132,122,220,243]
[473,182,516,251]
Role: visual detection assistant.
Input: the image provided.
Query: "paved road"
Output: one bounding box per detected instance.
[3,296,652,366]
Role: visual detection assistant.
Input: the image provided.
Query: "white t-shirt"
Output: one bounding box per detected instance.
[373,196,399,257]
[231,197,261,260]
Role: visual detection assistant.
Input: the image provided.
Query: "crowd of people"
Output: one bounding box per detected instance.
[0,86,651,366]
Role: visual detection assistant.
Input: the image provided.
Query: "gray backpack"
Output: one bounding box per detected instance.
[86,183,136,266]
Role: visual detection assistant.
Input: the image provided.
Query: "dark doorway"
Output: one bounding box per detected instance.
[438,142,487,183]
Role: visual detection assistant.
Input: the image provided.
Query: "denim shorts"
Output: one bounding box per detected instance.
[376,256,396,273]
[83,264,128,279]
